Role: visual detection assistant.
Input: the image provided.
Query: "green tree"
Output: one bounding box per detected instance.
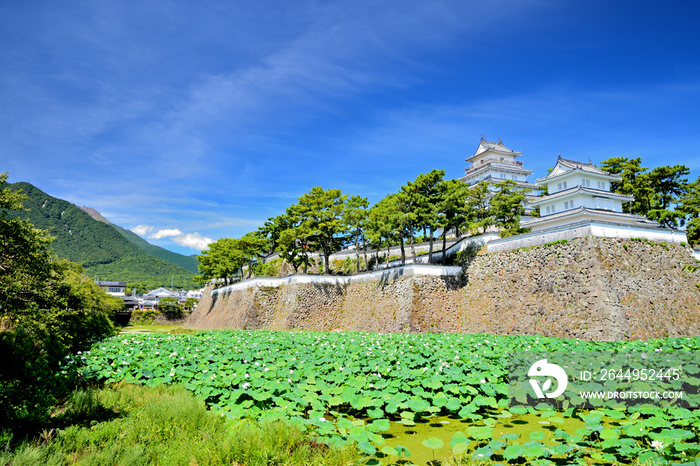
[284,203,315,273]
[0,173,116,432]
[295,187,348,274]
[183,297,199,311]
[397,179,421,263]
[343,195,369,273]
[196,238,244,285]
[413,169,446,263]
[196,233,268,284]
[366,194,404,266]
[238,232,268,278]
[257,216,285,257]
[437,179,470,263]
[157,296,183,319]
[679,177,700,244]
[465,181,493,234]
[54,261,124,315]
[600,157,653,215]
[601,157,690,229]
[646,165,690,228]
[490,180,526,236]
[0,174,62,319]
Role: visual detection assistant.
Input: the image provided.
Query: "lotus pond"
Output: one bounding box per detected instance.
[67,331,700,465]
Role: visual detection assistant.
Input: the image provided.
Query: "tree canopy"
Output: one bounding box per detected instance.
[197,154,700,282]
[600,157,693,230]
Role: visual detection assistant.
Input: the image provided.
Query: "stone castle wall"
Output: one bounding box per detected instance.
[186,237,700,340]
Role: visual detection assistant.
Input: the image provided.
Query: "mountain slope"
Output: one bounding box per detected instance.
[9,182,198,291]
[79,206,199,274]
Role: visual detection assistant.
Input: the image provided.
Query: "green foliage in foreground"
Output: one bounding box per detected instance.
[74,330,700,465]
[0,383,362,466]
[0,174,119,434]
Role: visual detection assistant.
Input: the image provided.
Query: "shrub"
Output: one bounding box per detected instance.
[129,308,159,324]
[254,258,283,277]
[157,297,183,319]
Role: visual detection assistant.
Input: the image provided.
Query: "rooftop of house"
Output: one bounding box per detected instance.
[95,280,126,287]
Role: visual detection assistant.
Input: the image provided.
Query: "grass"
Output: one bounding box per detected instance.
[1,383,363,465]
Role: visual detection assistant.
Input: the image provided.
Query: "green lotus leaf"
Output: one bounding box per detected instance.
[407,398,429,412]
[369,419,390,432]
[472,445,493,460]
[451,442,469,454]
[509,405,528,415]
[357,441,376,455]
[599,428,619,440]
[422,437,444,450]
[450,431,468,446]
[503,444,524,461]
[445,398,461,412]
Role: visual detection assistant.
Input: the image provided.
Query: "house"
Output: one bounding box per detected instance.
[140,287,180,308]
[95,280,126,297]
[458,137,538,213]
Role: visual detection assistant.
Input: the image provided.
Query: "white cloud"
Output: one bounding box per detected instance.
[131,224,153,236]
[172,233,213,251]
[150,228,184,239]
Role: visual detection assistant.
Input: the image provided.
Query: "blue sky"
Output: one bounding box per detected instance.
[3,1,700,255]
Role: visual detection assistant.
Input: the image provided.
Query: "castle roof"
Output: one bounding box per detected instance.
[536,155,620,183]
[522,205,659,230]
[528,185,634,206]
[466,137,521,162]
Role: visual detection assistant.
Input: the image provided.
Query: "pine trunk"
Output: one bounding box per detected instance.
[355,231,360,274]
[362,234,369,272]
[400,236,406,266]
[442,230,448,264]
[428,226,434,264]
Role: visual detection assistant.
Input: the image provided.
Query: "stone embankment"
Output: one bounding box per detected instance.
[186,237,700,340]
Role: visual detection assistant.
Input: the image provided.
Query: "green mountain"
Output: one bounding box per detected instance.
[9,182,198,292]
[79,206,199,274]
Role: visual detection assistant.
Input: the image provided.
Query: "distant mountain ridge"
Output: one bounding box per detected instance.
[78,206,199,274]
[8,182,198,291]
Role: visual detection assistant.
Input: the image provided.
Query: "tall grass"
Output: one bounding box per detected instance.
[2,383,363,465]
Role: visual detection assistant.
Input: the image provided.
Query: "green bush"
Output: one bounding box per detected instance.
[157,297,183,319]
[128,308,159,324]
[254,257,283,277]
[0,309,115,435]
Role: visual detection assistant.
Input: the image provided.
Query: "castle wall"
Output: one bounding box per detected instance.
[187,237,700,341]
